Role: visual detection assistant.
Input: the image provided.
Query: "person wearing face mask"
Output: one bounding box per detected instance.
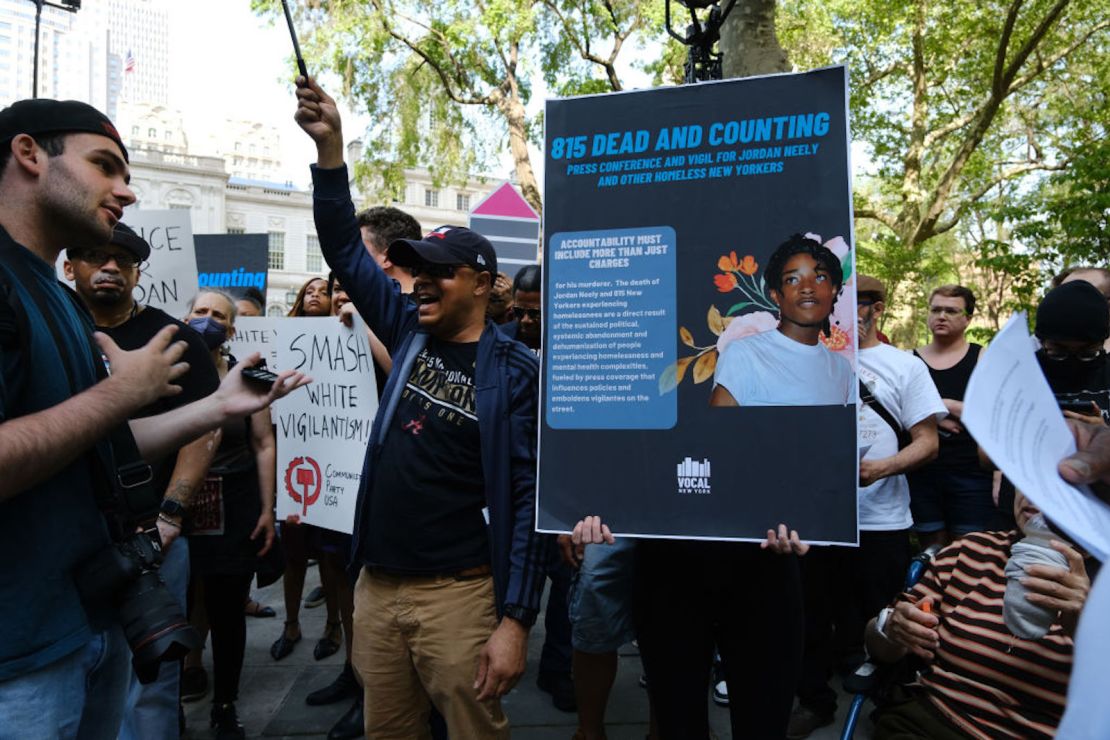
[992,280,1110,531]
[182,288,279,738]
[62,222,222,739]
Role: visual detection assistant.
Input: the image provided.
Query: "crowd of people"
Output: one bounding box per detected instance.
[0,82,1107,740]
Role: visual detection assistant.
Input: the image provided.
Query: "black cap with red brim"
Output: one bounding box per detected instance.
[388,226,497,275]
[0,98,128,162]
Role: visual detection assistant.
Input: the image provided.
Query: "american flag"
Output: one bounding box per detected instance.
[124,50,136,74]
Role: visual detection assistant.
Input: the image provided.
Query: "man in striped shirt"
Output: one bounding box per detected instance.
[865,490,1092,738]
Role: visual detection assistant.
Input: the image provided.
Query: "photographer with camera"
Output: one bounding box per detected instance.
[0,99,309,739]
[63,221,221,739]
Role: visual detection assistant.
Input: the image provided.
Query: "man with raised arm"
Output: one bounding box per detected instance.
[295,77,547,738]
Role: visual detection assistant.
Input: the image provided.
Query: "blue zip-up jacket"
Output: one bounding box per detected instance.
[311,164,549,620]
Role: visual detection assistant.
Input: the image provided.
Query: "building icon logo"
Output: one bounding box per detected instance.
[676,457,712,495]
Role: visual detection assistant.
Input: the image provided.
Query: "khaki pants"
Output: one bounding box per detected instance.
[351,567,509,739]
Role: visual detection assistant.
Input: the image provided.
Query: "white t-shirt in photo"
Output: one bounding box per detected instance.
[857,343,947,530]
[714,328,854,407]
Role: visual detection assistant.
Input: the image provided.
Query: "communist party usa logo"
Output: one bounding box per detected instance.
[284,456,322,517]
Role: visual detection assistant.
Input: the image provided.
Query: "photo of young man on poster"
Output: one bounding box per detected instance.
[710,234,853,408]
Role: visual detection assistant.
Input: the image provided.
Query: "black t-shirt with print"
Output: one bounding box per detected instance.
[365,338,489,574]
[101,306,221,501]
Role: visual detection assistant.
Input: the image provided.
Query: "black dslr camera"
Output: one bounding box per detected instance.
[75,458,200,684]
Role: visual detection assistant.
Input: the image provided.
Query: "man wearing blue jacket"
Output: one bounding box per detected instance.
[295,76,547,738]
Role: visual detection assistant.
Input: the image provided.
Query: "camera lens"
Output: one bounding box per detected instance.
[118,570,200,684]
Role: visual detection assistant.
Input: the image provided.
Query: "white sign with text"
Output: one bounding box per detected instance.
[274,316,378,534]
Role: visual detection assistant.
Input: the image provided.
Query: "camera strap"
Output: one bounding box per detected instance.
[858,379,913,450]
[0,242,157,533]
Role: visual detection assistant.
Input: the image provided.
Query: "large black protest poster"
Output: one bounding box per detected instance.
[537,66,859,545]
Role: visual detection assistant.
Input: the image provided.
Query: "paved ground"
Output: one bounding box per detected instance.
[182,569,870,739]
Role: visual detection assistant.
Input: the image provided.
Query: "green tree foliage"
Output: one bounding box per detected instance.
[253,0,661,214]
[777,0,1109,340]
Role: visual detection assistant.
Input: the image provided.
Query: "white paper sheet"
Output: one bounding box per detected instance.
[962,313,1110,561]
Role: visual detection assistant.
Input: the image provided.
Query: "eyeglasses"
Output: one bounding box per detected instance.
[512,306,541,321]
[406,262,459,279]
[1042,346,1106,362]
[929,306,968,317]
[73,249,142,269]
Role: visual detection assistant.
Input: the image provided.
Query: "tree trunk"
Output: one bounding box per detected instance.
[499,93,543,216]
[719,0,791,79]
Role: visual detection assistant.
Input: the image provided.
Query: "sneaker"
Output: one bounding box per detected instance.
[181,665,208,703]
[536,670,576,712]
[211,702,246,740]
[786,704,834,739]
[712,679,729,707]
[307,662,361,706]
[304,585,326,609]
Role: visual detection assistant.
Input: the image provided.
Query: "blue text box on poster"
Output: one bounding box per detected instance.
[546,226,676,429]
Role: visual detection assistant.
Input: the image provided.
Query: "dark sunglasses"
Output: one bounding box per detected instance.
[73,249,143,269]
[406,262,459,279]
[512,306,541,321]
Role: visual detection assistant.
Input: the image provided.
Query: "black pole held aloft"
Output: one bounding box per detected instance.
[280,0,309,79]
[664,0,738,84]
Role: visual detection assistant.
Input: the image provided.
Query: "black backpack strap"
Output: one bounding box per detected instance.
[0,244,159,528]
[859,379,913,450]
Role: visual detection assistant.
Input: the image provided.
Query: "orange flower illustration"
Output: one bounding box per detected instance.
[738,255,758,276]
[717,251,740,273]
[820,324,850,352]
[714,273,738,292]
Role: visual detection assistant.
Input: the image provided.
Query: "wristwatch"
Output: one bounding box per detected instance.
[502,603,537,628]
[876,607,894,638]
[160,498,187,520]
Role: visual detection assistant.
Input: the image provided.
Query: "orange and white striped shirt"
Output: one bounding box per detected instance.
[900,531,1075,739]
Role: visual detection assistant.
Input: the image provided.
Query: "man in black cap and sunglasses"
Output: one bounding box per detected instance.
[0,98,308,739]
[296,76,548,738]
[64,222,222,739]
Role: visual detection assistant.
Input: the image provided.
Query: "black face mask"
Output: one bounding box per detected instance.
[1036,349,1107,393]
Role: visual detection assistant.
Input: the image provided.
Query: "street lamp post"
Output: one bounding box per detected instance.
[664,0,738,83]
[30,0,82,99]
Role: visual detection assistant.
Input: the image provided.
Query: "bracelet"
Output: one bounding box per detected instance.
[157,512,182,530]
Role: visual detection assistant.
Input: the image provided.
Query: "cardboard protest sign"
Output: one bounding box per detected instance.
[55,209,199,320]
[121,209,199,319]
[194,233,269,298]
[538,66,859,545]
[274,317,378,534]
[228,316,281,370]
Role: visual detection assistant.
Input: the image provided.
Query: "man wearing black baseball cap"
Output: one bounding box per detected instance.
[296,77,548,738]
[64,221,222,739]
[0,99,309,738]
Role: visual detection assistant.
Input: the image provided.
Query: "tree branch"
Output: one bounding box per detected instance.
[855,207,899,231]
[999,0,1070,91]
[1008,18,1110,94]
[993,0,1023,96]
[371,0,496,105]
[932,159,1069,235]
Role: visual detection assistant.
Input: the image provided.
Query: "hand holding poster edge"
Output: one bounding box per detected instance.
[280,0,309,79]
[962,313,1110,561]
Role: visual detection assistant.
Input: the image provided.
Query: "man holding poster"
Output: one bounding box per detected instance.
[295,77,547,738]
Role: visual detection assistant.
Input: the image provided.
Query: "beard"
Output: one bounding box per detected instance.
[40,157,113,250]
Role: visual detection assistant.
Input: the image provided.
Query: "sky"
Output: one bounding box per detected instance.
[165,0,368,187]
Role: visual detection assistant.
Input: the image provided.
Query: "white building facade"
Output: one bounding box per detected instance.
[125,143,499,316]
